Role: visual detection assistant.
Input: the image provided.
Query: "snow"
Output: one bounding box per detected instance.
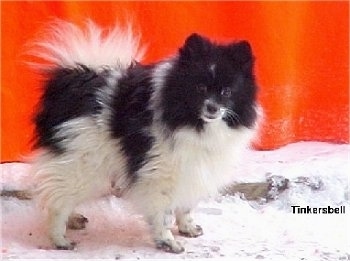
[1,142,349,260]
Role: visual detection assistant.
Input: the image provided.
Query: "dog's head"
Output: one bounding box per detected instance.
[159,33,258,131]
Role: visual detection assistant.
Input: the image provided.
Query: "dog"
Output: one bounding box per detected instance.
[29,20,259,253]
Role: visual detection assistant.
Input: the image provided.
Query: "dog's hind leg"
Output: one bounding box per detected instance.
[48,201,77,250]
[33,152,101,250]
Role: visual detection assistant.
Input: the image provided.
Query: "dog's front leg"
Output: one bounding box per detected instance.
[150,209,185,253]
[176,208,203,238]
[127,177,185,253]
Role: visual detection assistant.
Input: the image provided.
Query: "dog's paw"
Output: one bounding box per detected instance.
[155,239,185,254]
[67,213,88,230]
[179,224,203,238]
[54,240,77,250]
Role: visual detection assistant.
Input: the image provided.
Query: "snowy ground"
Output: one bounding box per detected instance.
[1,142,349,260]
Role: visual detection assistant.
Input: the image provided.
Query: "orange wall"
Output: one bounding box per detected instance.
[1,1,349,161]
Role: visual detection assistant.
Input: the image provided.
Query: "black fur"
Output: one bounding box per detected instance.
[110,64,155,182]
[34,64,156,182]
[33,33,257,184]
[160,34,257,132]
[34,66,105,153]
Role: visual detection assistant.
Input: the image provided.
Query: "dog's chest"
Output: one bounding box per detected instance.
[168,122,251,208]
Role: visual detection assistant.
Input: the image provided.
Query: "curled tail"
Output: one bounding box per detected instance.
[29,19,144,152]
[28,19,145,71]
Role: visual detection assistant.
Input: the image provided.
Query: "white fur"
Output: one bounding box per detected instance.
[32,96,256,251]
[32,117,128,207]
[149,60,174,123]
[148,61,256,208]
[113,61,256,249]
[171,123,254,208]
[28,19,145,70]
[30,23,258,251]
[31,116,129,248]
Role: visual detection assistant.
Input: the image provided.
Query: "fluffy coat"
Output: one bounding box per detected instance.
[30,20,259,253]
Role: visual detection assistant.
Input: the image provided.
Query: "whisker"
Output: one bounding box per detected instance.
[224,109,242,124]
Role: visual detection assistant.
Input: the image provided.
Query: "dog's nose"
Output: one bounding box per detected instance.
[206,102,219,114]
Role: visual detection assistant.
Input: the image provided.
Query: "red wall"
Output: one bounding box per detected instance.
[1,1,349,161]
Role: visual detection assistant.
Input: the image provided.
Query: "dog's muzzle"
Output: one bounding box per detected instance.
[201,100,225,122]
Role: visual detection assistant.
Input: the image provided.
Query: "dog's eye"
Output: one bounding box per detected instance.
[196,84,207,94]
[221,87,232,98]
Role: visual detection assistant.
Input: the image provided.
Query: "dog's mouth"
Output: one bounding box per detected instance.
[202,114,220,122]
[201,108,226,123]
[200,100,226,123]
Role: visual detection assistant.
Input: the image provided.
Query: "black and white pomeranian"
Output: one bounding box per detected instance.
[30,20,259,253]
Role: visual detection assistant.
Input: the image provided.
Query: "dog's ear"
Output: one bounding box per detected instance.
[179,33,212,60]
[227,41,254,74]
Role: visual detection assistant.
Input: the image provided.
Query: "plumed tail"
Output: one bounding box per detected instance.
[27,19,145,71]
